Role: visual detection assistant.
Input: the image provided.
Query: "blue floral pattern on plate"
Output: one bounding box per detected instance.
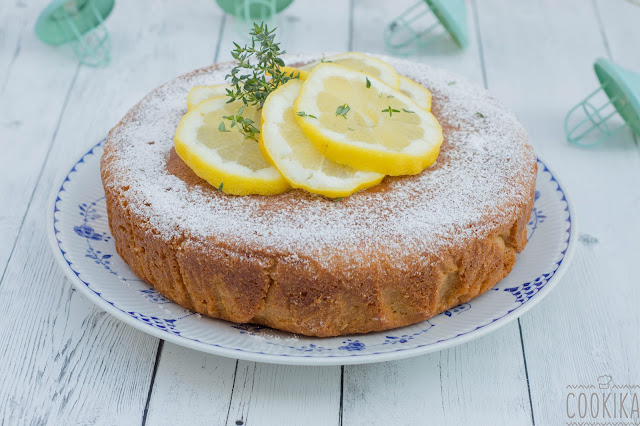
[127,312,182,336]
[339,340,366,351]
[140,288,172,304]
[49,140,575,365]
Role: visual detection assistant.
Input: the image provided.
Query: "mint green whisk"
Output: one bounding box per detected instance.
[35,0,114,67]
[565,58,640,147]
[384,0,468,56]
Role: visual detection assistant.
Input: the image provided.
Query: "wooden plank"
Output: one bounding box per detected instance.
[277,0,352,55]
[340,1,534,424]
[0,1,223,423]
[225,362,342,426]
[143,2,351,423]
[594,0,640,83]
[0,0,79,278]
[474,0,640,424]
[144,344,238,425]
[343,326,533,425]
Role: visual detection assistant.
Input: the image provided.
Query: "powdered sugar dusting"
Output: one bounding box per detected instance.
[102,53,536,267]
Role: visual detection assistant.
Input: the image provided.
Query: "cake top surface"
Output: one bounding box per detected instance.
[102,53,536,265]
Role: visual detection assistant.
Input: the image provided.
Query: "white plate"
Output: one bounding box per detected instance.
[48,140,576,366]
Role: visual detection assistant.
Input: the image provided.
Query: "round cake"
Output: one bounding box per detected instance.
[101,54,537,337]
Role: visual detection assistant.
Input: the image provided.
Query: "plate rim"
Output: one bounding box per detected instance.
[47,140,578,366]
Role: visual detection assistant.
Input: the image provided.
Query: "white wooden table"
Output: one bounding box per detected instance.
[1,0,639,424]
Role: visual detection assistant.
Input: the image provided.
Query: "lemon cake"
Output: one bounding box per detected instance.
[101,54,537,337]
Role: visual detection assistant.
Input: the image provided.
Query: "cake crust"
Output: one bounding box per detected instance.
[101,55,537,337]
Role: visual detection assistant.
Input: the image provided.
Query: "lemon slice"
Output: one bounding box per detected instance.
[186,85,231,110]
[295,63,443,176]
[399,76,432,111]
[300,52,400,89]
[175,98,290,195]
[261,79,384,198]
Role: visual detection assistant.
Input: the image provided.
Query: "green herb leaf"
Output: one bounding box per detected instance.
[366,77,371,88]
[333,197,343,202]
[218,122,229,132]
[224,23,296,139]
[448,81,456,86]
[297,111,317,119]
[336,103,350,119]
[402,108,415,114]
[218,182,224,192]
[475,112,486,119]
[222,106,261,140]
[347,127,355,131]
[382,106,400,117]
[321,58,333,63]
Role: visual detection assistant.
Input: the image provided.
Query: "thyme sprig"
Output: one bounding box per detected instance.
[220,23,298,140]
[222,105,261,141]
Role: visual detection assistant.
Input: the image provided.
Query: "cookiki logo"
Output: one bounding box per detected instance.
[565,375,640,425]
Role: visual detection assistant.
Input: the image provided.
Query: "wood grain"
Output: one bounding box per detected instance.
[595,0,640,82]
[0,0,637,424]
[0,0,79,279]
[475,0,640,424]
[225,362,341,426]
[144,343,238,425]
[341,1,534,424]
[0,1,222,423]
[343,327,533,425]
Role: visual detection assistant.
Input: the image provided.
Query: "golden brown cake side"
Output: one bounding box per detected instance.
[101,54,538,337]
[102,170,534,337]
